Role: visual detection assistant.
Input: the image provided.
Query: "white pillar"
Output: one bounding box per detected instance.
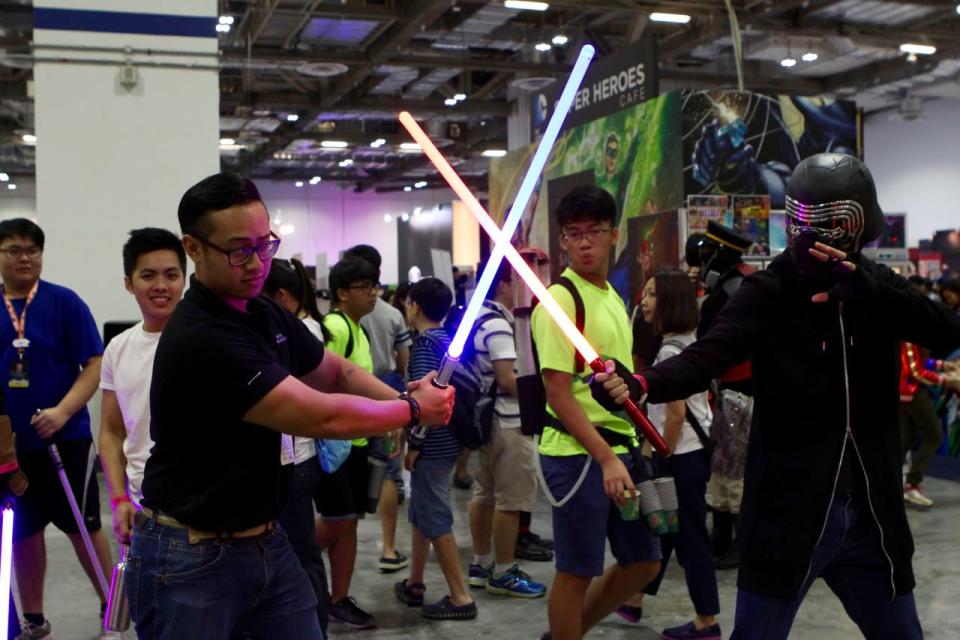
[33,0,220,329]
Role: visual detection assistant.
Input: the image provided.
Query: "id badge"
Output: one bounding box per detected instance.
[9,357,29,388]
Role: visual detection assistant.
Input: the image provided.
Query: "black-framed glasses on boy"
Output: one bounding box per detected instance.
[346,282,382,295]
[195,232,281,266]
[561,227,612,244]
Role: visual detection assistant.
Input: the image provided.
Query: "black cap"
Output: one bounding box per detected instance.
[705,220,752,254]
[786,153,884,248]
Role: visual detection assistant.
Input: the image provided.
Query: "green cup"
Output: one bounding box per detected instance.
[619,491,640,521]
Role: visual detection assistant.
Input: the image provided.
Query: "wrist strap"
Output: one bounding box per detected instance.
[110,494,131,510]
[398,392,420,431]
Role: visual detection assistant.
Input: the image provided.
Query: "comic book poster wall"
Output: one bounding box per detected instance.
[490,92,684,306]
[681,91,860,209]
[732,194,771,256]
[686,195,731,235]
[626,210,681,308]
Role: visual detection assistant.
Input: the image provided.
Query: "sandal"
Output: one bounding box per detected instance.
[394,579,426,607]
[421,595,478,620]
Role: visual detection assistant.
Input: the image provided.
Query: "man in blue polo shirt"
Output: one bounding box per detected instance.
[0,218,111,639]
[132,173,454,640]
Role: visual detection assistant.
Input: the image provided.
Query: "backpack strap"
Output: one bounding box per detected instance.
[557,277,586,373]
[330,310,355,359]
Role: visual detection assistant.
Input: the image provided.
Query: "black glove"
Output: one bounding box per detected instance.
[589,359,642,413]
[826,253,878,304]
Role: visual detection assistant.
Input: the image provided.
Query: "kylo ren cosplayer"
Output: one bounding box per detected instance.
[592,153,960,639]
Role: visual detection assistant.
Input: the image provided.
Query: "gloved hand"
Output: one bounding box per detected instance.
[0,415,28,500]
[807,243,878,305]
[589,359,644,413]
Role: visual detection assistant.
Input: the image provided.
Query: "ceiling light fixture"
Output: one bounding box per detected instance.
[215,23,230,33]
[454,93,467,101]
[482,149,508,158]
[534,42,552,52]
[650,12,691,23]
[401,213,410,222]
[801,52,818,62]
[0,173,8,182]
[320,140,349,148]
[218,16,234,25]
[399,143,422,153]
[504,0,549,11]
[309,176,322,185]
[295,181,304,187]
[552,34,568,46]
[384,214,393,223]
[414,181,428,189]
[286,114,299,122]
[219,137,236,146]
[21,134,36,144]
[339,159,354,168]
[900,43,936,55]
[780,57,797,68]
[371,138,386,148]
[444,98,458,106]
[404,186,413,192]
[6,184,15,191]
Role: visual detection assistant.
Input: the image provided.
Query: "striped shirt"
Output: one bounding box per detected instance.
[472,301,521,428]
[408,327,462,459]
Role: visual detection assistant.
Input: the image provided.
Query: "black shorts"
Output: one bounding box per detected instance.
[14,437,102,542]
[314,445,369,521]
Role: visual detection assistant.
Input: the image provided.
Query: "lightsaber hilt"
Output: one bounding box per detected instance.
[410,354,460,441]
[587,359,670,457]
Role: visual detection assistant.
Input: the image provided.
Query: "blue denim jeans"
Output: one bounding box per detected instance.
[731,494,922,640]
[128,513,323,640]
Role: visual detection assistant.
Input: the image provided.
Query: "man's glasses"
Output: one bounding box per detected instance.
[561,227,612,244]
[196,232,281,266]
[606,145,619,159]
[0,246,42,259]
[346,282,382,296]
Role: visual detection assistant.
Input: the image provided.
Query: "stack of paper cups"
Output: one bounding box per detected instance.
[637,480,668,535]
[654,477,679,533]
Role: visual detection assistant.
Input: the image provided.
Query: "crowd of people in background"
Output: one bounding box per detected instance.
[0,153,958,640]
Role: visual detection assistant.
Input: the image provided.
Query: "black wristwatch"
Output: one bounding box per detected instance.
[398,392,421,432]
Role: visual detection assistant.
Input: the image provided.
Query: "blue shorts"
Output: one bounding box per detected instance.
[369,436,403,483]
[540,453,661,578]
[408,455,456,539]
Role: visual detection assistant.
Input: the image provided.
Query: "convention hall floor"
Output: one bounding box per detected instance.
[24,473,959,639]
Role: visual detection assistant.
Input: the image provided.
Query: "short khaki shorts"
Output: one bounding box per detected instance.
[473,418,538,512]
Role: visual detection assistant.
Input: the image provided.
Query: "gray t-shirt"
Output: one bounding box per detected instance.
[361,297,412,376]
[473,300,521,428]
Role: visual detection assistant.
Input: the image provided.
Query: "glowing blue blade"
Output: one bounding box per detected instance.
[447,44,595,359]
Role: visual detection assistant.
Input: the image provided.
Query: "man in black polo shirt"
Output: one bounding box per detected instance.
[130,173,454,640]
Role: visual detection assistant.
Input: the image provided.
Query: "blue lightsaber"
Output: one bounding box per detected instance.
[406,44,595,437]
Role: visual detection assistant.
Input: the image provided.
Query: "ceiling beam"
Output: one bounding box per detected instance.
[824,49,958,94]
[243,0,457,171]
[222,94,512,116]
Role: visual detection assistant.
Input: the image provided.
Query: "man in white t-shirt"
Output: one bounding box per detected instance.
[467,262,546,599]
[99,228,186,544]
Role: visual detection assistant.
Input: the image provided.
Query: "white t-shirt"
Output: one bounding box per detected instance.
[646,331,713,456]
[473,300,521,429]
[281,315,324,466]
[100,322,160,507]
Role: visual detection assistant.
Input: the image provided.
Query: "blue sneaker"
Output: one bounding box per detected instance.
[661,621,721,640]
[485,565,546,598]
[468,562,493,588]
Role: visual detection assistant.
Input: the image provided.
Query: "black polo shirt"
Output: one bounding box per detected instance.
[141,276,324,531]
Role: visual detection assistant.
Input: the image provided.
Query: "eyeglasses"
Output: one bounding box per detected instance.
[606,145,619,159]
[561,227,612,244]
[346,282,381,295]
[195,232,281,266]
[0,245,42,259]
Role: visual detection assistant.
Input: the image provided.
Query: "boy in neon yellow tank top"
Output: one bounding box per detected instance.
[316,256,380,629]
[530,185,661,639]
